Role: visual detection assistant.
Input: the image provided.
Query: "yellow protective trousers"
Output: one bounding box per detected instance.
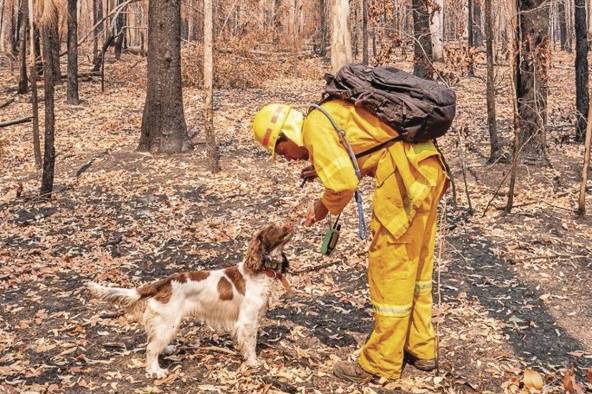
[358,157,446,380]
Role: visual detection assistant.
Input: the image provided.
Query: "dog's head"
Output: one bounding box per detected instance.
[244,223,293,274]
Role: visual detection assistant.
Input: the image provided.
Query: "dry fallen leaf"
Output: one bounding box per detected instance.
[586,367,592,384]
[523,369,544,391]
[562,368,584,394]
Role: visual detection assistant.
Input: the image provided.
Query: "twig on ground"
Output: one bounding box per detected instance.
[0,116,32,128]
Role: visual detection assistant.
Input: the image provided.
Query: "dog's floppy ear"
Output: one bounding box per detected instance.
[244,230,264,273]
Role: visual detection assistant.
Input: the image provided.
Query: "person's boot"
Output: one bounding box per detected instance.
[332,361,377,383]
[404,352,436,372]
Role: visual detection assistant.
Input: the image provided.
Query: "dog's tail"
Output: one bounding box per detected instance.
[87,282,142,307]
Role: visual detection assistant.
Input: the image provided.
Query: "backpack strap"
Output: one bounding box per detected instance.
[309,103,367,240]
[355,134,405,159]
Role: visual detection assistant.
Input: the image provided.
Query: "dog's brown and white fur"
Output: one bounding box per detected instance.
[87,223,292,378]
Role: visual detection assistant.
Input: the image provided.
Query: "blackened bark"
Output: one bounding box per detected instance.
[473,0,482,46]
[362,0,368,64]
[318,0,327,57]
[558,0,568,50]
[484,0,500,161]
[575,0,589,142]
[138,0,191,153]
[468,0,474,47]
[92,0,101,66]
[40,26,57,196]
[515,0,549,163]
[34,26,42,74]
[114,0,124,59]
[51,24,61,83]
[67,0,79,104]
[17,0,28,94]
[412,0,433,79]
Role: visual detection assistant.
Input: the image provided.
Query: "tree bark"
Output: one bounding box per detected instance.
[92,0,102,65]
[473,0,482,46]
[17,0,28,94]
[412,0,433,79]
[138,0,191,153]
[51,23,61,83]
[575,0,589,142]
[318,0,327,57]
[558,0,568,50]
[577,101,592,214]
[515,0,550,163]
[28,0,41,169]
[468,0,474,47]
[40,25,57,196]
[330,0,352,72]
[484,0,500,161]
[204,0,220,172]
[67,0,80,105]
[362,0,368,64]
[429,0,443,61]
[113,0,124,59]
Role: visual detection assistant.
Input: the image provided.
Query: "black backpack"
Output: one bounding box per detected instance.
[322,64,457,145]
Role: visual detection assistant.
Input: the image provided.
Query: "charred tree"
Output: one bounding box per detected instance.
[515,0,550,163]
[575,0,589,142]
[92,0,102,66]
[558,0,568,50]
[138,0,191,153]
[362,0,368,64]
[17,0,28,94]
[204,0,220,172]
[114,0,124,59]
[484,0,500,161]
[40,22,58,196]
[412,0,433,79]
[50,23,60,83]
[66,0,79,104]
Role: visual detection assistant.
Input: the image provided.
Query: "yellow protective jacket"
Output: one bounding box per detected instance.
[302,99,444,239]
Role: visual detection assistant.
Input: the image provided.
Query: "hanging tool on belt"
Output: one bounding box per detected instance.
[305,104,374,253]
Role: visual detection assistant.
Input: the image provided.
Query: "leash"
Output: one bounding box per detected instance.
[308,104,367,241]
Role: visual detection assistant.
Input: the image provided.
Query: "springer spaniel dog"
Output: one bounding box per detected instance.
[87,223,293,378]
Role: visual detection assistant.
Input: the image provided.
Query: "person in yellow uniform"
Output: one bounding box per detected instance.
[252,99,448,382]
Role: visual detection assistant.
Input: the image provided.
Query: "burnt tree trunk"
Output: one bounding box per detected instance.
[114,0,124,59]
[468,0,474,47]
[319,0,327,57]
[17,0,28,94]
[51,23,61,83]
[473,0,482,46]
[67,0,79,104]
[92,0,102,66]
[362,0,368,64]
[558,0,568,50]
[204,0,220,172]
[515,0,550,163]
[28,0,41,168]
[575,0,589,142]
[412,0,433,79]
[40,24,58,196]
[138,0,191,153]
[484,0,500,161]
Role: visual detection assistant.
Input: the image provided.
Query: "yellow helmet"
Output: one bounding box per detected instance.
[252,104,304,158]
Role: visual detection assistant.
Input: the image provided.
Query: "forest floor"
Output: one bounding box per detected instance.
[1,51,592,394]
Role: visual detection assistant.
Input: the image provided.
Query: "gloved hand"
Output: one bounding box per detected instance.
[300,165,317,182]
[304,199,328,226]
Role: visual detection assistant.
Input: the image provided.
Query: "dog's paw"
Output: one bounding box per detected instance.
[146,367,169,379]
[163,345,177,355]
